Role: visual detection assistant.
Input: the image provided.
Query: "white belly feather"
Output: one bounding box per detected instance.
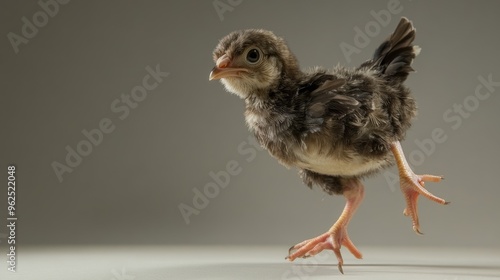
[294,149,387,176]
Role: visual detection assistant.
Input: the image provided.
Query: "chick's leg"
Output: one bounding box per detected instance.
[286,179,364,274]
[390,141,449,234]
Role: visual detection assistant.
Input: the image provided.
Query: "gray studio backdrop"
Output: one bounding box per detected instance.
[1,0,499,249]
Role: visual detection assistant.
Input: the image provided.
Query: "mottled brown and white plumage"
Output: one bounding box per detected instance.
[209,17,448,273]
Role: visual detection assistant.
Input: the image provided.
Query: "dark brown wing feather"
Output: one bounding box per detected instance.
[299,74,363,137]
[360,17,419,83]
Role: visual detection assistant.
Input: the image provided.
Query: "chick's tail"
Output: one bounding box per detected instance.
[360,17,420,84]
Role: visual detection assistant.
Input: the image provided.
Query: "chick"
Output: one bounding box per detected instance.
[209,17,448,273]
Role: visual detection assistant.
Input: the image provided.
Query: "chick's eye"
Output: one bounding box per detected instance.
[246,49,261,64]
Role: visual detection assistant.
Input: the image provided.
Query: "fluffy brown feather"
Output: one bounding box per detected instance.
[211,18,419,195]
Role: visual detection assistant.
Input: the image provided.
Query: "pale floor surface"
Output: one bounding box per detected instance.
[0,245,499,280]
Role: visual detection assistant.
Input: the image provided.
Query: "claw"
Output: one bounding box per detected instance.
[338,263,344,274]
[413,226,423,235]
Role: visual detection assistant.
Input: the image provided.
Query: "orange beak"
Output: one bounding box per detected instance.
[209,54,249,80]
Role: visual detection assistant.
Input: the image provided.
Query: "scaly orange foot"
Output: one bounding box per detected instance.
[286,180,364,274]
[391,141,449,234]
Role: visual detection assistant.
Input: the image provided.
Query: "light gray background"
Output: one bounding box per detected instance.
[1,0,499,252]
